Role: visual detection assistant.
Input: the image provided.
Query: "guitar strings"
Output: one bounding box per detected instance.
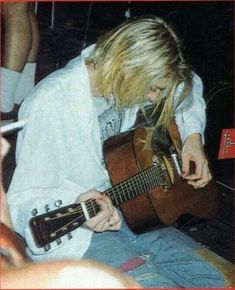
[106,164,165,204]
[51,217,84,235]
[46,205,86,220]
[75,165,164,218]
[48,200,100,236]
[46,157,176,238]
[47,160,172,237]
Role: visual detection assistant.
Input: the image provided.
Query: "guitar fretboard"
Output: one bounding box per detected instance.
[86,163,168,217]
[30,158,170,247]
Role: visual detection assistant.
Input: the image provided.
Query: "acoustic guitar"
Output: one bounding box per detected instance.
[29,121,218,248]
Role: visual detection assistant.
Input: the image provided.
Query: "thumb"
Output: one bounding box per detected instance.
[181,154,190,177]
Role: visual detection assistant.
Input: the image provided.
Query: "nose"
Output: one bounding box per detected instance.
[146,89,161,102]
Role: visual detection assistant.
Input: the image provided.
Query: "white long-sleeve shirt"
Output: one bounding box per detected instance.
[7,45,206,261]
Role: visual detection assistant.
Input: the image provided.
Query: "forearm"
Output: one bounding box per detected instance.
[174,73,206,144]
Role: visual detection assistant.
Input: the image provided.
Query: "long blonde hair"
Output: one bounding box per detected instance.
[86,15,192,128]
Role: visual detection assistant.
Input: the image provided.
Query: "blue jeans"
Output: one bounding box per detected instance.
[83,220,225,288]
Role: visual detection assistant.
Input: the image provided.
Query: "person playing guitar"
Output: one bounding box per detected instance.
[5,15,234,288]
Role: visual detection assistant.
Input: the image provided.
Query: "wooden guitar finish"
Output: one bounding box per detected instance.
[104,123,218,232]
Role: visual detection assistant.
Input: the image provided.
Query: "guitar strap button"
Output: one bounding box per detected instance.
[54,200,62,208]
[44,244,51,252]
[56,238,62,245]
[44,204,50,212]
[31,208,38,216]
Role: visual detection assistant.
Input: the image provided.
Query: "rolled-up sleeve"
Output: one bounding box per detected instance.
[174,73,206,144]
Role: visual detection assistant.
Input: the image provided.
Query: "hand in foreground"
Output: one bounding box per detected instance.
[76,189,122,232]
[181,133,212,189]
[1,137,10,159]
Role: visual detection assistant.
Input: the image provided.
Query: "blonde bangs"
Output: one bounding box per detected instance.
[86,15,192,127]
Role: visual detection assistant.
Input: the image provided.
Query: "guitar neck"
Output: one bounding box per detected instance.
[106,163,168,207]
[30,156,171,248]
[61,163,168,220]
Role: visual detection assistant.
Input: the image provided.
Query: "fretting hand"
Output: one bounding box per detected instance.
[76,189,122,232]
[181,133,212,188]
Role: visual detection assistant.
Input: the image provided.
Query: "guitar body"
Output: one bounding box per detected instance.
[104,124,218,233]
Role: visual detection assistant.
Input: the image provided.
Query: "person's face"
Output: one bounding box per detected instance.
[146,78,171,102]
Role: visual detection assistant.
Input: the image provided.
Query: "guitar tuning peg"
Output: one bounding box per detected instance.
[44,204,50,212]
[31,208,38,216]
[56,238,62,245]
[54,199,62,208]
[67,232,72,240]
[44,244,51,252]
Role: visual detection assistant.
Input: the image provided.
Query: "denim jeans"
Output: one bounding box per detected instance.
[83,220,225,288]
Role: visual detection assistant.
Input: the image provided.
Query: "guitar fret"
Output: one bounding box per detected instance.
[120,184,125,203]
[127,177,133,198]
[85,199,100,219]
[107,188,119,206]
[90,200,96,218]
[126,182,132,200]
[106,160,164,212]
[107,164,165,207]
[130,177,138,199]
[142,167,151,192]
[150,167,158,189]
[117,188,123,204]
[148,168,154,189]
[139,170,147,193]
[109,187,122,206]
[126,185,132,199]
[151,169,156,188]
[151,169,157,188]
[127,181,133,200]
[144,171,150,191]
[153,167,161,186]
[131,175,139,198]
[133,177,142,197]
[144,169,152,191]
[122,182,129,202]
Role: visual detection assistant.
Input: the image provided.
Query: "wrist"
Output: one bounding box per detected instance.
[183,133,202,145]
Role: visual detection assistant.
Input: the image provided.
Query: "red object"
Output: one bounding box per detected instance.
[218,129,235,159]
[118,257,145,272]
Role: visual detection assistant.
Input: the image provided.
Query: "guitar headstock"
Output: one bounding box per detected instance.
[29,199,100,249]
